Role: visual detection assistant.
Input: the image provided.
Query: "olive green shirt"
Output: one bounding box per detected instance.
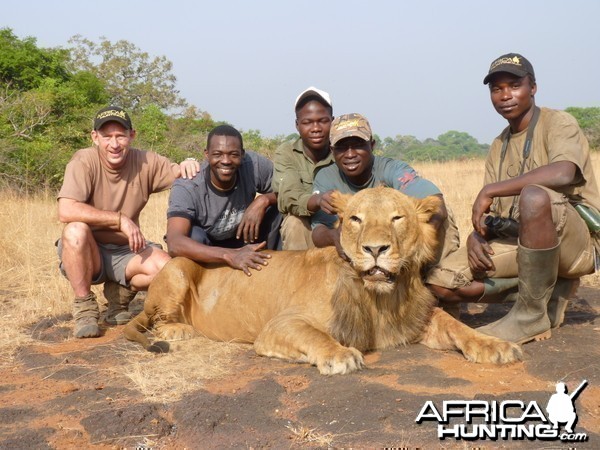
[272,137,335,216]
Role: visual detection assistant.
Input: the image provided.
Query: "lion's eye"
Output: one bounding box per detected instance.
[392,215,404,222]
[350,215,362,224]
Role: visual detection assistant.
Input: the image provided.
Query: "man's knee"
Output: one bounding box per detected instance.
[143,246,171,276]
[519,185,552,220]
[62,222,93,246]
[125,247,171,290]
[153,251,171,273]
[281,214,313,250]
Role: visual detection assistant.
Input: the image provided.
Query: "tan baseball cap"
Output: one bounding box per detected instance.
[329,113,372,146]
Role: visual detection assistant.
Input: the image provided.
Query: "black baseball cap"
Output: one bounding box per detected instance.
[483,53,535,85]
[93,106,133,130]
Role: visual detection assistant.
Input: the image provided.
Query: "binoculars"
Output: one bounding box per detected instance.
[484,215,520,238]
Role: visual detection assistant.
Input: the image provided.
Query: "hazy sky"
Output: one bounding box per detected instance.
[5,0,600,144]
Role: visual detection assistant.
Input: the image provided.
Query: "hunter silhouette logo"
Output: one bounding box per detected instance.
[547,380,587,434]
[415,380,589,442]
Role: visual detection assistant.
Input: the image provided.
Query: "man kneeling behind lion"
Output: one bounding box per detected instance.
[125,187,522,375]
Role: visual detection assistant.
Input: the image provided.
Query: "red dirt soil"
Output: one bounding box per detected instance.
[0,287,599,449]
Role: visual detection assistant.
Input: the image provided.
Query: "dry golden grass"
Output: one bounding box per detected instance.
[120,337,243,403]
[285,423,335,446]
[0,155,598,396]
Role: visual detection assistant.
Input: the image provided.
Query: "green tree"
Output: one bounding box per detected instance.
[379,131,487,162]
[0,29,108,191]
[134,104,169,151]
[241,129,286,159]
[0,28,70,91]
[67,35,187,112]
[565,106,600,150]
[436,130,487,159]
[380,135,421,159]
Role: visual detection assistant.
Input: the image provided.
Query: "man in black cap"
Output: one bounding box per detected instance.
[427,53,600,344]
[56,106,199,338]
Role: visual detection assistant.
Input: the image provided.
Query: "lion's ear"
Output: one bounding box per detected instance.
[329,190,353,221]
[414,195,443,224]
[413,195,443,265]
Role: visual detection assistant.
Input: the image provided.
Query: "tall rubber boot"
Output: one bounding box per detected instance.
[73,292,100,338]
[478,277,519,303]
[438,277,519,319]
[103,280,137,325]
[477,243,559,344]
[547,278,580,329]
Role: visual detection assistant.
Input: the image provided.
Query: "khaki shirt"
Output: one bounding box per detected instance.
[485,107,600,217]
[58,146,177,243]
[272,137,334,216]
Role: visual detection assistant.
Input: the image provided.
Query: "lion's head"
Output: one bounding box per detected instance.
[331,187,441,294]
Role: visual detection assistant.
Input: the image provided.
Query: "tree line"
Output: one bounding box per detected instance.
[1,28,597,192]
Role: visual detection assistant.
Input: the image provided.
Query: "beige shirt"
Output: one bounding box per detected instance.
[58,147,177,242]
[485,107,600,217]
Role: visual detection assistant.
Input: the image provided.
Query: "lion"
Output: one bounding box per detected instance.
[124,187,522,374]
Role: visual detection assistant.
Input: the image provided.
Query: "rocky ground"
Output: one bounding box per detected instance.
[0,287,599,449]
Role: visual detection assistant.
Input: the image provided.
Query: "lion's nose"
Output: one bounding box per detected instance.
[362,245,390,258]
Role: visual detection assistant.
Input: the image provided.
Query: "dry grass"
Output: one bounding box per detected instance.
[0,155,598,393]
[121,337,243,403]
[0,189,171,364]
[285,423,335,446]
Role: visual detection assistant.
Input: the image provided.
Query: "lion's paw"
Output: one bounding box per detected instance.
[155,323,198,341]
[462,336,523,364]
[316,346,365,375]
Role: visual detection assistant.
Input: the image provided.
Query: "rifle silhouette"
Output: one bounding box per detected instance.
[569,379,588,401]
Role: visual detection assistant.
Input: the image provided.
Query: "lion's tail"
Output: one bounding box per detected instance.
[123,311,170,353]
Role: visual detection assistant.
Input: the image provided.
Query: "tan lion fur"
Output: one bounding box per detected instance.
[125,187,522,374]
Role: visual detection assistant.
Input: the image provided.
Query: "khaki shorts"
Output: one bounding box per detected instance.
[56,239,162,287]
[426,186,595,289]
[280,214,315,250]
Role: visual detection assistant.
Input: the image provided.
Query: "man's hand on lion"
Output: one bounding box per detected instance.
[224,241,271,276]
[318,190,338,215]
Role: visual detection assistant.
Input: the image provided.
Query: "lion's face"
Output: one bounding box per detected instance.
[333,187,441,294]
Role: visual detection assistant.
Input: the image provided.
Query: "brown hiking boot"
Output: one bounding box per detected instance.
[73,292,100,338]
[103,281,137,325]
